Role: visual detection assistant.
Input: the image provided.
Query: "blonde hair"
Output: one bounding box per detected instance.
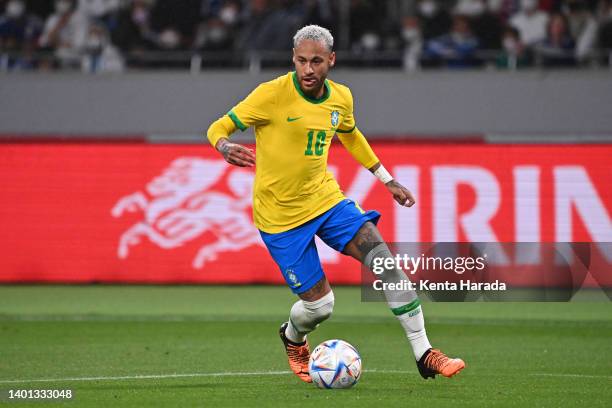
[293,25,334,51]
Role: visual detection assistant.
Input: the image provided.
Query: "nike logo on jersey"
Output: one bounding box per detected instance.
[287,116,303,122]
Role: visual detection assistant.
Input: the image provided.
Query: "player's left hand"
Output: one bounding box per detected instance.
[385,180,416,207]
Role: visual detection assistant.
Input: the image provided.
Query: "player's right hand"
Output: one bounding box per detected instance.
[216,138,255,167]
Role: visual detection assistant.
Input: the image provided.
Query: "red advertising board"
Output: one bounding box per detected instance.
[0,142,610,284]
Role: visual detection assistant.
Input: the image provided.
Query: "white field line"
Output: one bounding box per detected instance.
[0,371,291,384]
[1,370,609,385]
[0,369,412,385]
[529,373,612,379]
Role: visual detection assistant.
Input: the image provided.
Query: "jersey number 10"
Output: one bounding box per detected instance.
[305,130,326,156]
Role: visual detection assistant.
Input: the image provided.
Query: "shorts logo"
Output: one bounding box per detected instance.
[331,111,339,127]
[286,269,301,288]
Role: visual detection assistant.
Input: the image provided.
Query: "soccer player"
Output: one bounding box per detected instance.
[207,25,465,383]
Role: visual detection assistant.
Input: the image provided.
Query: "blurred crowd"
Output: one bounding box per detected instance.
[1,0,611,71]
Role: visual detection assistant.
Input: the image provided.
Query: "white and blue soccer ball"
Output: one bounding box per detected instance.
[309,339,362,389]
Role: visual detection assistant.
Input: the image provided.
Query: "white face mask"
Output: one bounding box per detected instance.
[56,1,72,14]
[456,0,486,17]
[419,1,438,17]
[521,0,537,12]
[159,29,180,49]
[361,32,380,51]
[503,37,518,52]
[451,32,468,42]
[132,7,148,24]
[402,28,420,42]
[87,34,104,49]
[6,0,25,18]
[219,6,238,25]
[208,26,227,43]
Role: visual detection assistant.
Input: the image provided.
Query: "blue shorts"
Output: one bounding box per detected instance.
[260,199,381,294]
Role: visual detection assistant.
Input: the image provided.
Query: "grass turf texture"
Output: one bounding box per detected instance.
[0,286,610,407]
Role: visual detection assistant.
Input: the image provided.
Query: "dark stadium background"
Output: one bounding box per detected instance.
[0,1,610,407]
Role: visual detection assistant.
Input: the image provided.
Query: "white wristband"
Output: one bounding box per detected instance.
[374,165,394,184]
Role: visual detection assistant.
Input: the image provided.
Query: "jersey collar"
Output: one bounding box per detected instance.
[291,71,331,104]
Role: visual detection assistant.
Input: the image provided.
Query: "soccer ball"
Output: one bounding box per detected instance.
[309,339,362,389]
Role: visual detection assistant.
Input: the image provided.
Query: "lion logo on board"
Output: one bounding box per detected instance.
[111,157,264,269]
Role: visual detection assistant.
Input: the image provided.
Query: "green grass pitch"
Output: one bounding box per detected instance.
[0,286,610,407]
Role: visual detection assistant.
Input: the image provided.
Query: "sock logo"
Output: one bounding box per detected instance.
[408,307,421,317]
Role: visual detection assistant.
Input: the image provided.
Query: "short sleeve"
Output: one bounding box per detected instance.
[336,88,356,134]
[228,81,276,131]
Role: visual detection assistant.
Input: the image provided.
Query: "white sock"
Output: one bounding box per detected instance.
[284,291,335,344]
[285,319,305,343]
[363,244,432,361]
[395,303,432,360]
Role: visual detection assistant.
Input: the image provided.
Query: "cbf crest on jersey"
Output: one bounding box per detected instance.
[331,111,340,127]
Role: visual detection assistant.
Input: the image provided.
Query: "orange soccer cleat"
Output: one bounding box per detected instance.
[279,322,312,383]
[417,348,466,379]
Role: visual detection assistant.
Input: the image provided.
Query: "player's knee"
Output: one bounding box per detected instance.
[303,290,334,324]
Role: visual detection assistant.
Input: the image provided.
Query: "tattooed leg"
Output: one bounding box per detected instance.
[344,222,432,360]
[343,222,417,305]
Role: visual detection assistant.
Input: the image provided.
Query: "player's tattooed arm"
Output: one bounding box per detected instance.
[368,162,416,207]
[385,180,416,207]
[215,138,256,167]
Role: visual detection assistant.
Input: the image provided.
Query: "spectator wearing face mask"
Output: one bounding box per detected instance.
[401,15,423,71]
[193,1,240,52]
[38,0,90,69]
[425,14,481,67]
[0,0,42,67]
[81,21,123,72]
[510,0,549,47]
[77,0,120,29]
[416,0,452,40]
[111,0,156,53]
[349,0,386,53]
[455,0,503,51]
[497,25,532,68]
[150,0,201,51]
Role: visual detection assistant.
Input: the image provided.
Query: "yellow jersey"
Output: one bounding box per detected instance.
[208,71,378,234]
